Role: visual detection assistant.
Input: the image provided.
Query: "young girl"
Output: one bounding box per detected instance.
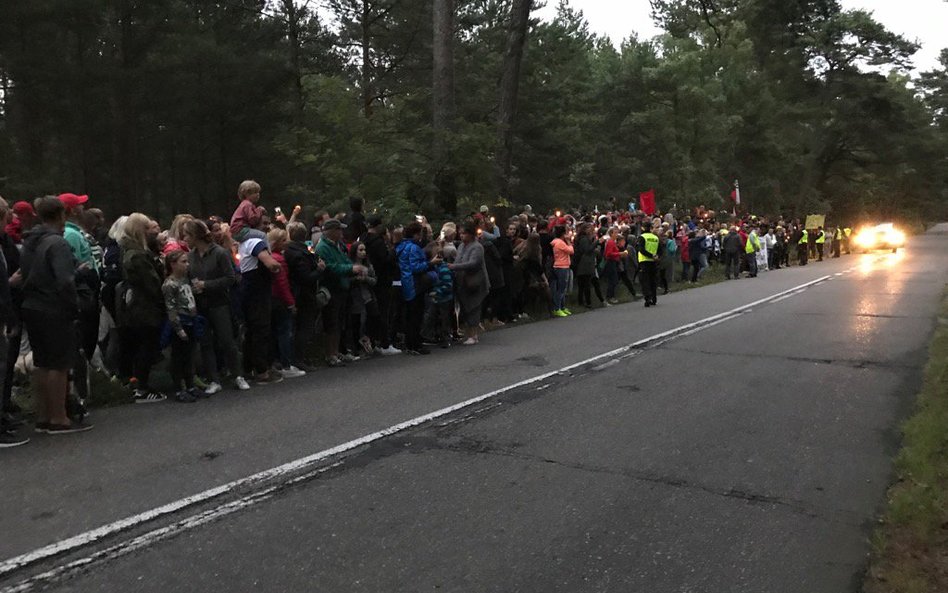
[163,251,200,403]
[267,228,305,378]
[229,180,268,244]
[348,241,379,355]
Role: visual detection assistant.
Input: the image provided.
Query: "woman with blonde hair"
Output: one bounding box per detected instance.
[163,214,194,255]
[118,213,167,403]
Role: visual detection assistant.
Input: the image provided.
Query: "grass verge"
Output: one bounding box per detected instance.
[865,286,948,593]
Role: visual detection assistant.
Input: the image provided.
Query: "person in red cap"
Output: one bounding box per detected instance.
[5,201,36,244]
[59,193,101,412]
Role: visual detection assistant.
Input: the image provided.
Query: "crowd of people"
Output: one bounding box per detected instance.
[0,182,854,447]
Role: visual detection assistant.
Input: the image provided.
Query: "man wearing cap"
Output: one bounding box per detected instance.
[5,201,36,244]
[59,193,100,411]
[316,219,367,366]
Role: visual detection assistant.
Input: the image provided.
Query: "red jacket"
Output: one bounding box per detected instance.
[604,238,621,262]
[270,252,295,307]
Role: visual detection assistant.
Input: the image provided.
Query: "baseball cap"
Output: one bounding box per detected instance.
[322,219,347,231]
[58,193,89,208]
[12,201,35,218]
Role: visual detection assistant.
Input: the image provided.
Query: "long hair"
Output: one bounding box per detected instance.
[123,213,151,250]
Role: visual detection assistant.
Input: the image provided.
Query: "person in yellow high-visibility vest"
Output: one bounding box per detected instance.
[797,228,808,266]
[815,226,826,261]
[832,226,843,258]
[636,226,661,307]
[744,226,761,277]
[843,227,852,254]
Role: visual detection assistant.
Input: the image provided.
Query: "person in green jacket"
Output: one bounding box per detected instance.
[315,219,367,366]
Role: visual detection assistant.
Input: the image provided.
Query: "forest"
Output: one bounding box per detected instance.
[0,0,945,225]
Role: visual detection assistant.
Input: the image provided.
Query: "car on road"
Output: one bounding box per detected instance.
[854,223,905,253]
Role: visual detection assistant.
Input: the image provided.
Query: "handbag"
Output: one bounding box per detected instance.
[315,286,331,309]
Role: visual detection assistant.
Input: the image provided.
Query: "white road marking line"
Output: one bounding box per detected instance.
[0,272,836,581]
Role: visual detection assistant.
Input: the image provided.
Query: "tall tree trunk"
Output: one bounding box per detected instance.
[432,0,456,214]
[361,1,373,118]
[281,0,305,118]
[494,0,532,202]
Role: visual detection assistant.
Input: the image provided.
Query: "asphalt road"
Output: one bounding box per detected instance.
[2,226,946,592]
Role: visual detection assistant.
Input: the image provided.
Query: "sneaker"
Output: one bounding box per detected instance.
[2,412,24,429]
[45,420,94,435]
[327,356,347,368]
[234,376,251,391]
[463,337,478,346]
[174,390,197,403]
[340,353,360,363]
[0,429,29,448]
[254,371,284,384]
[562,308,573,315]
[553,309,568,317]
[608,298,620,305]
[204,382,223,396]
[134,390,167,404]
[295,362,319,373]
[281,366,306,379]
[380,346,402,356]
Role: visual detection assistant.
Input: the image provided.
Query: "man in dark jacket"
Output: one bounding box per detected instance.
[363,215,400,355]
[722,226,742,280]
[284,222,325,369]
[20,196,91,434]
[343,196,367,244]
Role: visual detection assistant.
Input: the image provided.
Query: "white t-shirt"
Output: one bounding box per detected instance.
[238,238,268,274]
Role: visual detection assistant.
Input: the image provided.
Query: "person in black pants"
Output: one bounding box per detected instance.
[364,216,401,354]
[395,222,440,355]
[236,227,283,384]
[636,230,659,307]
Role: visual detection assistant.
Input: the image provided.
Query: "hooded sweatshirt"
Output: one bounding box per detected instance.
[20,224,79,316]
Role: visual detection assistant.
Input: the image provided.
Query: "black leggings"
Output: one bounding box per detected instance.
[121,325,161,390]
[576,274,604,307]
[170,330,196,390]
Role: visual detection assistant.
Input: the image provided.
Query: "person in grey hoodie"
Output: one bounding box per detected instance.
[20,196,91,434]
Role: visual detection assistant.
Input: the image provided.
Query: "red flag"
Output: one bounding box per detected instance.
[639,189,656,215]
[730,189,737,202]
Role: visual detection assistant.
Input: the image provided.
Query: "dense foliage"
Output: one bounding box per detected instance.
[0,0,944,224]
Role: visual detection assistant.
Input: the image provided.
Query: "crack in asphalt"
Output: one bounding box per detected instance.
[653,346,922,371]
[361,432,864,528]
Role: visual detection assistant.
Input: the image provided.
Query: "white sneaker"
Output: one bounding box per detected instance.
[380,346,401,356]
[281,366,306,379]
[234,376,251,391]
[204,382,223,395]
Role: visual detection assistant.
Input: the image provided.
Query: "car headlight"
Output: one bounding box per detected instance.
[855,232,875,247]
[885,229,905,245]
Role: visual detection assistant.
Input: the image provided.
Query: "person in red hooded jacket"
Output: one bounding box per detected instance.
[5,201,36,244]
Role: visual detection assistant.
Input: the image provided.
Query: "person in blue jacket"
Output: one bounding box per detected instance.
[396,221,441,355]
